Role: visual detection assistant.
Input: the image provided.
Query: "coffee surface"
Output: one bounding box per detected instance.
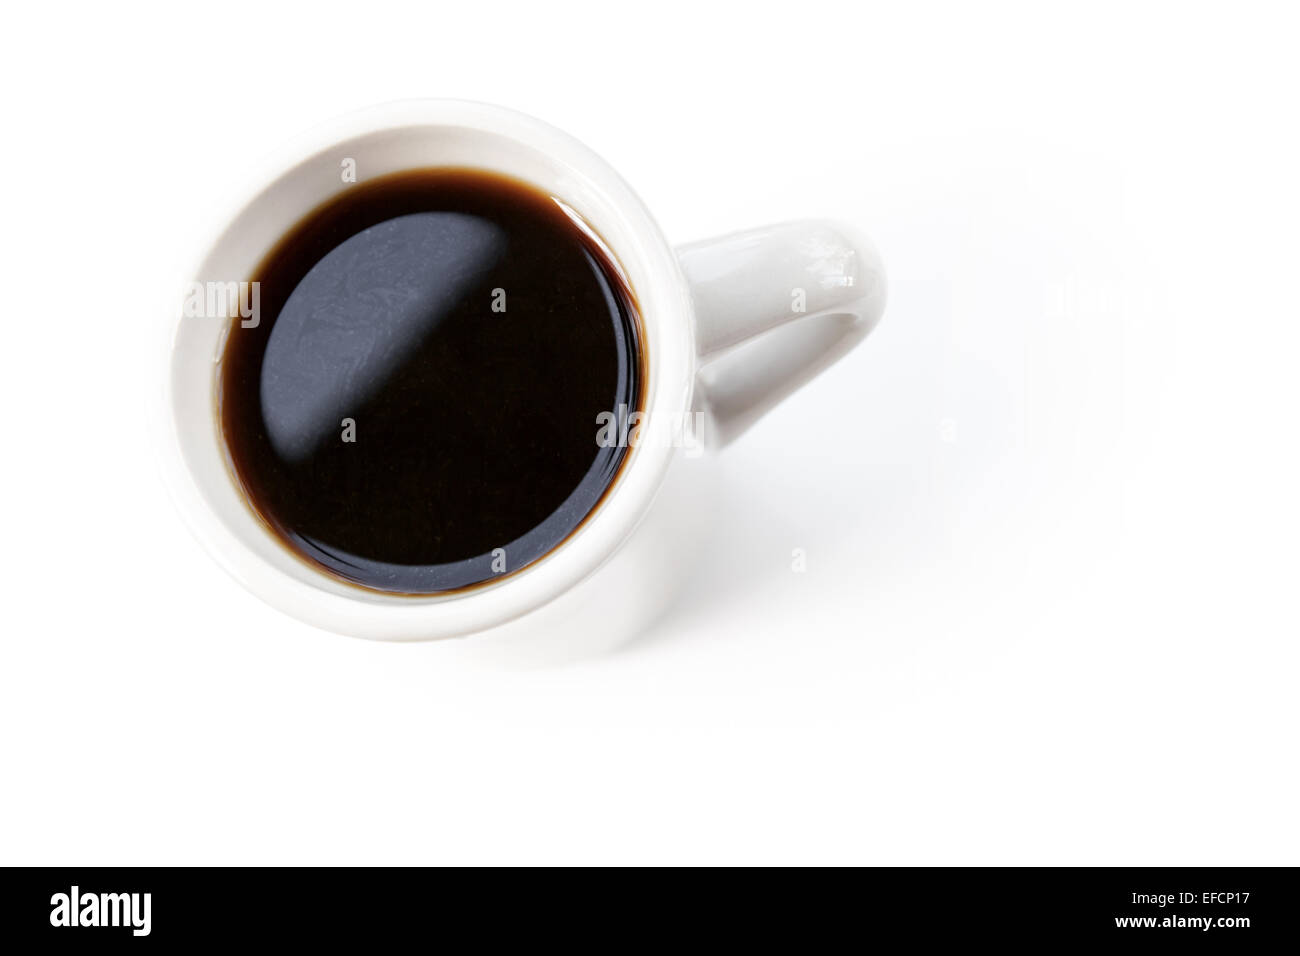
[218,169,642,593]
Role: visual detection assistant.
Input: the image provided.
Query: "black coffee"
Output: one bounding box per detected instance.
[218,168,642,594]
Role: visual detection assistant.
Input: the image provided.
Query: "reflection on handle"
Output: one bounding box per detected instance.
[678,221,886,446]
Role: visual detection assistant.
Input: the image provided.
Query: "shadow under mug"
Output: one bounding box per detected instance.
[157,99,886,643]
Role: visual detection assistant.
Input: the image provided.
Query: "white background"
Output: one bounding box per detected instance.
[2,1,1297,865]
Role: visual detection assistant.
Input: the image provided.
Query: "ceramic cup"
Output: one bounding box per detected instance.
[157,100,886,644]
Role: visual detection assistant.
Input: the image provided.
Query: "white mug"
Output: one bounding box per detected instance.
[157,100,886,647]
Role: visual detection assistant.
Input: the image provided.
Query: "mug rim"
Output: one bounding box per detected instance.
[155,99,696,641]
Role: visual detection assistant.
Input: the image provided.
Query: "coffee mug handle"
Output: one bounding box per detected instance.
[677,221,887,446]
